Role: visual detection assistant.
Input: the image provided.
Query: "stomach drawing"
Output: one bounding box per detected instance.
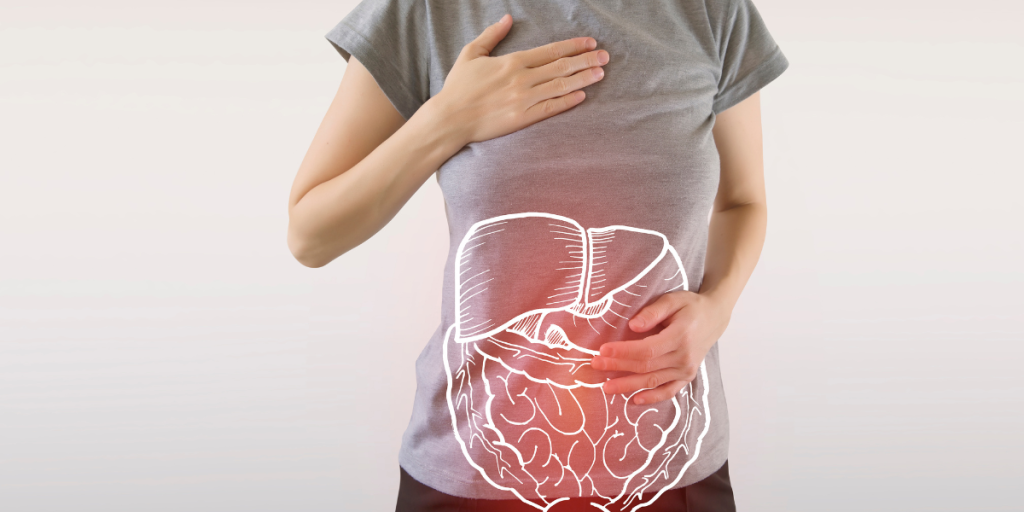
[443,212,711,511]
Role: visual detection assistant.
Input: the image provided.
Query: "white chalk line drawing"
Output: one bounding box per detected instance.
[443,212,712,511]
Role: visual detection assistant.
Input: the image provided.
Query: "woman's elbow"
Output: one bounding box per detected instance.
[287,228,331,268]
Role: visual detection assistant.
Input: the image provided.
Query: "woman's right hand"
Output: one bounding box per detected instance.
[430,13,610,145]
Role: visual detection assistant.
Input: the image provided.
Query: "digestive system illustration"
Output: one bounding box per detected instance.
[443,212,711,511]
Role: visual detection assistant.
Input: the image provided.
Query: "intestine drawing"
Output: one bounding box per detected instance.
[443,212,711,511]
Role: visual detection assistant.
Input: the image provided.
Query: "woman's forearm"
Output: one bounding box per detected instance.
[288,24,612,269]
[287,99,467,267]
[699,201,768,314]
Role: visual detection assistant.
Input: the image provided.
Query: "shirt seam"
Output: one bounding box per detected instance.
[327,19,423,120]
[713,44,787,114]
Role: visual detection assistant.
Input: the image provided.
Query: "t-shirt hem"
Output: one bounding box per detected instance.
[398,441,730,501]
[398,450,512,500]
[712,45,789,115]
[324,21,422,121]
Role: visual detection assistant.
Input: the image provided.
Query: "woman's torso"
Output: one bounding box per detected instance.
[399,0,731,507]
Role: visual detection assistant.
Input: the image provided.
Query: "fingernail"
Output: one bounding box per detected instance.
[587,38,597,50]
[635,397,646,405]
[497,14,508,24]
[598,50,609,64]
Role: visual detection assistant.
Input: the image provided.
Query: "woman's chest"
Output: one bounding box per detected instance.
[429,0,723,224]
[425,0,722,111]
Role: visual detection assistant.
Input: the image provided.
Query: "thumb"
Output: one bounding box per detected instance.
[629,292,687,333]
[465,14,512,58]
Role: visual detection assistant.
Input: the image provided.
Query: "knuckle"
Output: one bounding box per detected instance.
[686,315,699,329]
[676,326,692,342]
[513,73,533,91]
[645,374,661,390]
[498,58,517,76]
[551,76,569,92]
[643,344,657,361]
[681,364,698,382]
[555,58,572,75]
[547,43,563,62]
[542,98,559,115]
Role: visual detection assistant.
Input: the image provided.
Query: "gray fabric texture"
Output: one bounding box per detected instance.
[325,0,788,502]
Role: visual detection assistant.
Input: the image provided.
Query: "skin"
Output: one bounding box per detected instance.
[287,14,768,406]
[591,91,767,405]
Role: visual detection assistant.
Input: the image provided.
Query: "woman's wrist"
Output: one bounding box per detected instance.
[415,93,473,155]
[697,280,741,323]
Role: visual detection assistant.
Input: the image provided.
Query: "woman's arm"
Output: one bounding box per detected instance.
[288,15,610,268]
[590,91,767,405]
[286,56,466,268]
[702,90,768,314]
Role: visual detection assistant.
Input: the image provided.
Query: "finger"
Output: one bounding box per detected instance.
[629,291,692,333]
[531,65,605,104]
[631,379,688,406]
[590,350,676,374]
[601,368,681,397]
[523,49,608,87]
[597,328,679,361]
[521,89,586,125]
[516,37,595,68]
[464,14,513,58]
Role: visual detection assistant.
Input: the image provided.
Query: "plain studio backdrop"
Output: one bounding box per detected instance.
[1,1,1021,511]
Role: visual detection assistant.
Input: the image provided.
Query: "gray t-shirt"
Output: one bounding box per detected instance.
[325,0,788,506]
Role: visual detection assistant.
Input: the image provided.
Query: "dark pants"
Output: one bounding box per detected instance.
[395,460,736,512]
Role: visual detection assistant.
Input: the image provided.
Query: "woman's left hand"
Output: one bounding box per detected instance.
[590,290,733,405]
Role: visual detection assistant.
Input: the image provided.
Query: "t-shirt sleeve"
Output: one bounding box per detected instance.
[707,0,789,115]
[324,0,432,121]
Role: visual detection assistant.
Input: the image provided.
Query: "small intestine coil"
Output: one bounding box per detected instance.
[444,212,711,511]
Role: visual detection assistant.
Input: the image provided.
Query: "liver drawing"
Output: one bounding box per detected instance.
[443,212,711,511]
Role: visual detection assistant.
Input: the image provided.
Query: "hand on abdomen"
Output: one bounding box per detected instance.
[443,212,710,510]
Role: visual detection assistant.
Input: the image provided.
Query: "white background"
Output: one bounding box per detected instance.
[1,1,1021,511]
